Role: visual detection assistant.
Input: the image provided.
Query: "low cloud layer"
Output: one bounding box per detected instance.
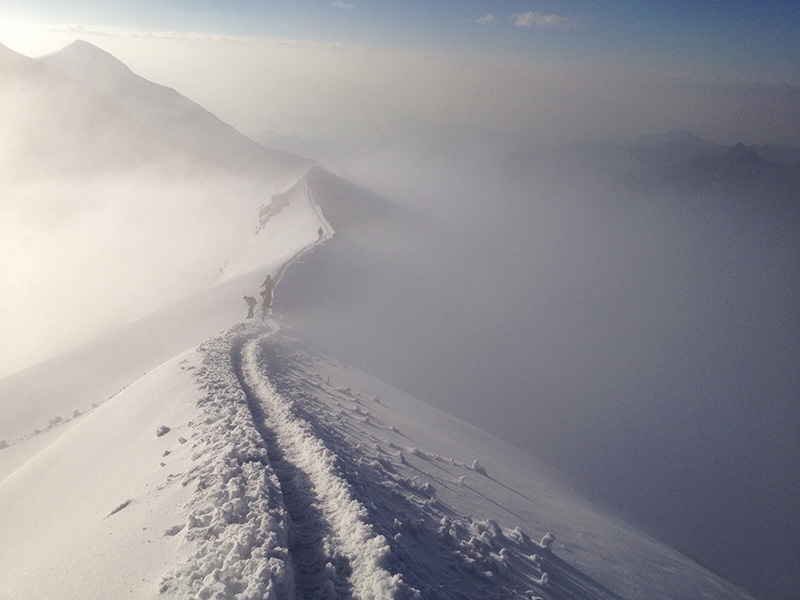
[278,135,800,600]
[0,169,264,376]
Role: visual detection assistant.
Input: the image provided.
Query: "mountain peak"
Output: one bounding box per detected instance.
[54,39,124,60]
[41,39,133,84]
[725,142,763,167]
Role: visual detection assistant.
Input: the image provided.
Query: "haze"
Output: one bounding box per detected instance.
[1,3,799,600]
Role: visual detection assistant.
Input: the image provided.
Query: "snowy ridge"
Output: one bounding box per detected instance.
[218,168,333,284]
[270,172,334,291]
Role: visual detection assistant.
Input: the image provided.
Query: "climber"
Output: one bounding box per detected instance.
[260,274,273,309]
[259,274,274,319]
[243,295,257,319]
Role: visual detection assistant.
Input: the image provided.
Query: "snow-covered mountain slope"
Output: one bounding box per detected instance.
[0,312,755,600]
[0,156,753,598]
[0,348,202,599]
[0,42,173,177]
[0,167,330,446]
[40,40,312,179]
[232,326,753,600]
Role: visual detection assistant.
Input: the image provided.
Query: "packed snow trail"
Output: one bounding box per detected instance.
[233,334,354,598]
[235,330,412,599]
[158,327,296,599]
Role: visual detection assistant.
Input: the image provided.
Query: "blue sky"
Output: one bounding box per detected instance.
[1,1,798,144]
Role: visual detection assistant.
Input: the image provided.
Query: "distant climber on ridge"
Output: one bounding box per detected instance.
[260,274,273,318]
[243,295,257,319]
[318,226,324,240]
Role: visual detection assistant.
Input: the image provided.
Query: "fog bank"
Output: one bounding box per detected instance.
[277,136,800,600]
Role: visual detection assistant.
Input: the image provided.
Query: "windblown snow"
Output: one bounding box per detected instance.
[0,40,760,600]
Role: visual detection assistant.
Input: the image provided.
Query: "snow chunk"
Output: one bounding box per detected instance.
[471,460,487,476]
[164,524,185,537]
[539,532,555,550]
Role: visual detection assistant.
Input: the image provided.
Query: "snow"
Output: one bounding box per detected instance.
[240,333,406,598]
[0,289,756,600]
[40,40,313,179]
[218,172,333,283]
[0,348,201,599]
[0,40,759,600]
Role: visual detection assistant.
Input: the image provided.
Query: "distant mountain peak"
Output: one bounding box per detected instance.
[56,39,121,59]
[61,39,110,53]
[41,39,134,83]
[39,41,313,177]
[725,142,764,167]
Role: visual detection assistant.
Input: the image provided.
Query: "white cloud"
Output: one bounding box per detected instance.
[513,11,577,29]
[330,1,354,9]
[477,14,495,25]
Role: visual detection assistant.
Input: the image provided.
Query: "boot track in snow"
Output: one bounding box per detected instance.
[231,330,411,599]
[165,323,616,600]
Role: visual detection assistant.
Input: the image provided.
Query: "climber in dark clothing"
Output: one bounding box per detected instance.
[260,274,273,307]
[243,295,257,318]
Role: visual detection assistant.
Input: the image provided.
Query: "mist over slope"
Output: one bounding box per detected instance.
[0,41,312,377]
[277,131,800,600]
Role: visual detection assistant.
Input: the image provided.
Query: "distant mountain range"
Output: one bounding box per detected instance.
[665,141,800,200]
[506,129,800,202]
